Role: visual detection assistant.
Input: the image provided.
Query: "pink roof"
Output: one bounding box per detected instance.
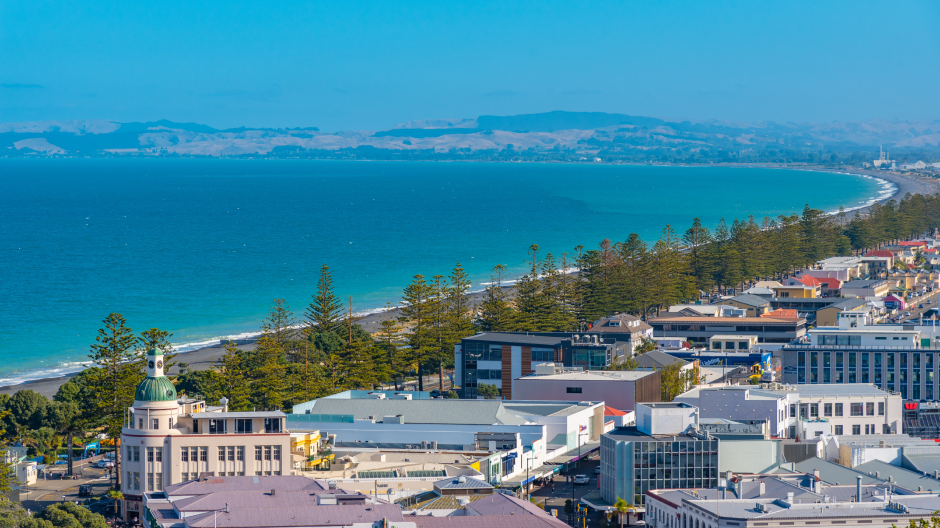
[926,248,938,254]
[884,294,904,302]
[865,250,895,258]
[898,241,927,247]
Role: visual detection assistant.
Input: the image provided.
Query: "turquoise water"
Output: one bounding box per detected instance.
[0,159,886,385]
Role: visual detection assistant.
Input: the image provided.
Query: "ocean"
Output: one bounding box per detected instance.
[0,159,889,386]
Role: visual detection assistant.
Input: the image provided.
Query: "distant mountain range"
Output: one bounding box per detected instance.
[3,112,940,157]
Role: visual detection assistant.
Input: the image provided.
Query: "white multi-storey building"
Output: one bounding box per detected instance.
[119,348,291,521]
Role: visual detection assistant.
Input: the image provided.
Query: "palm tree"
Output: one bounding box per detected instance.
[612,496,635,528]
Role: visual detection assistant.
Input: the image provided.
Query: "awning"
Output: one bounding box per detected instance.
[546,442,601,466]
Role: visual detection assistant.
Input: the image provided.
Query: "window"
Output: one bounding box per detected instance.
[834,403,843,416]
[181,448,189,462]
[147,472,154,491]
[866,402,875,416]
[193,420,199,433]
[273,446,281,461]
[790,404,796,418]
[853,425,861,435]
[264,446,272,461]
[218,447,226,462]
[134,473,140,490]
[883,424,891,434]
[152,418,159,430]
[835,425,843,435]
[181,472,188,481]
[147,448,154,462]
[228,446,235,461]
[255,446,262,461]
[209,419,227,434]
[566,387,583,394]
[200,447,208,462]
[237,446,245,461]
[531,348,554,362]
[237,472,245,476]
[810,404,818,418]
[139,418,144,429]
[155,448,161,462]
[824,403,832,417]
[133,446,140,462]
[156,473,162,491]
[256,471,262,476]
[168,418,173,429]
[851,403,863,416]
[875,336,887,340]
[235,419,253,433]
[264,418,281,433]
[127,471,131,489]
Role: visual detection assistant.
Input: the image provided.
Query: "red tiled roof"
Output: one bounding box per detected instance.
[604,406,627,416]
[814,277,842,288]
[865,250,895,258]
[907,264,916,269]
[761,309,799,319]
[925,248,938,254]
[898,241,927,247]
[795,275,822,287]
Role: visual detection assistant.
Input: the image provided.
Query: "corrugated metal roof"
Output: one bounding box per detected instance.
[191,411,286,419]
[294,398,528,425]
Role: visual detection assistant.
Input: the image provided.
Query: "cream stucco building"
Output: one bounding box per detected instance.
[119,348,291,521]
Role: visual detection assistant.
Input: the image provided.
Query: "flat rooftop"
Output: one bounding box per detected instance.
[518,370,655,381]
[462,333,565,345]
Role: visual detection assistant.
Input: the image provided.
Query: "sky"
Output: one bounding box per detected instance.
[2,1,939,131]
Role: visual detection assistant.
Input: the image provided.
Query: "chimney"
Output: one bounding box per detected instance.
[856,475,863,503]
[876,471,880,479]
[271,489,276,496]
[813,469,820,480]
[759,481,765,496]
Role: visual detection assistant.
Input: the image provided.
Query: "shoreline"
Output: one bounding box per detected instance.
[2,164,934,398]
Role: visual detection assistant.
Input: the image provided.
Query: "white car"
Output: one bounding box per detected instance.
[594,466,601,474]
[573,475,590,485]
[96,459,114,468]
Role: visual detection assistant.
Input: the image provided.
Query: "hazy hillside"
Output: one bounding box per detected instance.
[3,111,939,158]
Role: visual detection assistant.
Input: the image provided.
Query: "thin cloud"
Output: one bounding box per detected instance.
[1,83,44,89]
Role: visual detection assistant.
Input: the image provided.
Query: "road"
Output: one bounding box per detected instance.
[899,288,938,324]
[528,457,612,527]
[20,455,116,515]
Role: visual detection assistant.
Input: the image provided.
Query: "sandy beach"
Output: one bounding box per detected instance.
[2,165,935,400]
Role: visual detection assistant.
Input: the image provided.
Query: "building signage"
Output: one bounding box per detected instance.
[783,366,798,375]
[905,403,918,410]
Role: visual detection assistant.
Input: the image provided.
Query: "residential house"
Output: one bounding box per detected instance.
[841,279,890,299]
[720,294,771,316]
[634,350,697,375]
[814,276,842,296]
[815,297,871,327]
[812,256,869,281]
[773,283,818,298]
[588,313,654,354]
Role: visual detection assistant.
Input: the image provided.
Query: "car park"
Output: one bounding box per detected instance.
[573,475,590,485]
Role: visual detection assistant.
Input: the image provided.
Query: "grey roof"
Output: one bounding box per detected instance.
[904,454,940,475]
[634,350,688,369]
[855,459,940,492]
[466,493,570,524]
[164,475,325,496]
[503,401,601,417]
[462,333,564,346]
[842,279,888,288]
[823,298,869,311]
[743,287,776,296]
[791,458,883,486]
[173,489,352,512]
[298,398,526,425]
[434,476,494,490]
[185,502,403,527]
[790,384,892,398]
[591,314,653,334]
[190,411,286,419]
[679,494,940,521]
[729,294,772,308]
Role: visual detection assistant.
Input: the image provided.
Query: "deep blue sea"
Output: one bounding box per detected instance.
[0,159,889,385]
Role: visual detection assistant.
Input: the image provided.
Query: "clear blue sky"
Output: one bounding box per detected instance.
[2,1,938,131]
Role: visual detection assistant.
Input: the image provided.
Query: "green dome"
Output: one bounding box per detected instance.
[147,348,162,356]
[135,376,177,402]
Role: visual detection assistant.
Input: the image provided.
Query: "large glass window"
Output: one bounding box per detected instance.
[866,402,875,416]
[851,403,863,416]
[235,419,252,433]
[849,353,857,383]
[209,419,227,434]
[264,418,281,433]
[531,348,554,363]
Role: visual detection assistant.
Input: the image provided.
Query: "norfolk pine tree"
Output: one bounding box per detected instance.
[85,313,142,491]
[399,275,437,392]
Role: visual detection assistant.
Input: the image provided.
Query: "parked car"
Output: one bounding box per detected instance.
[573,475,590,485]
[920,304,925,309]
[79,485,93,497]
[96,459,114,468]
[594,466,601,474]
[929,300,933,304]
